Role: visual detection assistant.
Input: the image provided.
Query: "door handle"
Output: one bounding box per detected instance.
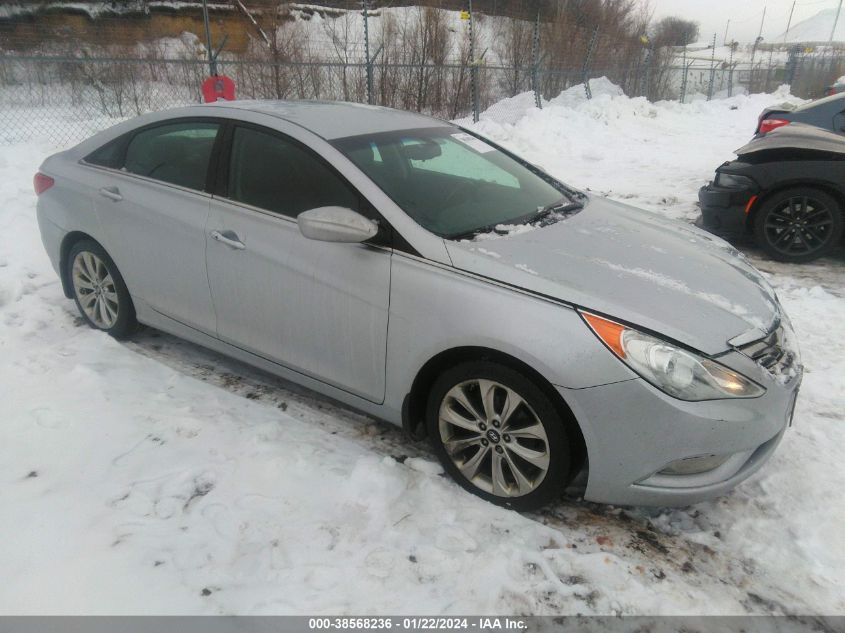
[98,186,122,202]
[210,230,246,250]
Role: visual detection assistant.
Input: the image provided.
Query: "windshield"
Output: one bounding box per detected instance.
[332,127,575,239]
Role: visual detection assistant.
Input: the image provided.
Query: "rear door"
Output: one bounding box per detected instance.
[86,119,222,334]
[205,123,392,403]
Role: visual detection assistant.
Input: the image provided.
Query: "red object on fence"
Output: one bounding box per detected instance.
[202,75,236,103]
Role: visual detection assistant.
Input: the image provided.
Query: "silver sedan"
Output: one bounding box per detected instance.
[35,101,802,510]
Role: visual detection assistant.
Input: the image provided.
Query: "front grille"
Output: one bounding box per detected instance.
[740,325,799,379]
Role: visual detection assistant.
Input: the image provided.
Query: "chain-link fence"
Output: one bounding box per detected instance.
[3,0,845,147]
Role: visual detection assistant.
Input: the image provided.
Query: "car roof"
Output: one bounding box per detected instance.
[793,91,845,112]
[210,100,451,140]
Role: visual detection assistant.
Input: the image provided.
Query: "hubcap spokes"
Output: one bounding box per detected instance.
[438,379,550,498]
[764,196,834,256]
[72,251,119,329]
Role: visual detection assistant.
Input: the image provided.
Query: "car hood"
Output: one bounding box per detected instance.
[738,122,845,156]
[444,197,780,356]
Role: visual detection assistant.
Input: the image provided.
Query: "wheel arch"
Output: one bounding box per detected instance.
[401,345,587,475]
[59,231,100,298]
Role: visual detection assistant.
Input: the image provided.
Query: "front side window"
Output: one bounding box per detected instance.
[227,126,359,219]
[123,122,220,191]
[333,127,570,239]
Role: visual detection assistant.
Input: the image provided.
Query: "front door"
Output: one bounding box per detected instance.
[206,124,392,403]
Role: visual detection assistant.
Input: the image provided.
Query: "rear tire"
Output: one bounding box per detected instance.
[753,187,843,263]
[67,239,137,339]
[426,361,572,511]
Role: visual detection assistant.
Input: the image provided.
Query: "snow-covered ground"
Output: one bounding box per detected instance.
[1,84,844,615]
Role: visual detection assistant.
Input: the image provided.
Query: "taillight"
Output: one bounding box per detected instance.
[758,118,790,135]
[33,172,54,196]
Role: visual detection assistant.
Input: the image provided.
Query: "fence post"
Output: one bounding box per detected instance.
[363,0,373,105]
[582,27,599,99]
[749,36,761,93]
[680,45,689,103]
[707,32,717,101]
[532,5,542,109]
[785,45,799,89]
[201,0,217,76]
[728,43,734,97]
[764,48,774,93]
[469,0,479,122]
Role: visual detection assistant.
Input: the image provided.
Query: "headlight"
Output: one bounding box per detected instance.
[582,312,765,401]
[715,172,754,189]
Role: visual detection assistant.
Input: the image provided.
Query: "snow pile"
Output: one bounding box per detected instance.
[465,80,804,222]
[1,84,845,615]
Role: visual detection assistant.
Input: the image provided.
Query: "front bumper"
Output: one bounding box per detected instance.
[560,362,801,507]
[697,182,758,241]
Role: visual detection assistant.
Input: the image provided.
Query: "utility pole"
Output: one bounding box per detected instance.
[723,19,730,45]
[201,0,217,76]
[757,6,767,43]
[784,1,795,44]
[831,0,844,44]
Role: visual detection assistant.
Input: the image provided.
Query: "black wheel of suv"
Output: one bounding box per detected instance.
[426,361,573,511]
[754,187,844,263]
[67,239,137,339]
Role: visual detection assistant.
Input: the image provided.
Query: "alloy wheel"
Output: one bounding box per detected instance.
[438,379,550,497]
[72,251,119,329]
[763,196,836,258]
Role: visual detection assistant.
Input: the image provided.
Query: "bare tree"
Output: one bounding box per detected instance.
[493,0,534,96]
[651,16,699,47]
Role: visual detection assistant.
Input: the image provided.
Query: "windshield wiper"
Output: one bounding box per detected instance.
[447,222,503,242]
[446,198,585,242]
[534,199,584,222]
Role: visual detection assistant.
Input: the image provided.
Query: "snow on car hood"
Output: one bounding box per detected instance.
[444,196,780,355]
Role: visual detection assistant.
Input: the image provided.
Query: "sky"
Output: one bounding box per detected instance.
[649,0,845,44]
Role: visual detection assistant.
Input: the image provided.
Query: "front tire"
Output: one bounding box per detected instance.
[67,239,137,339]
[426,361,573,511]
[753,188,844,263]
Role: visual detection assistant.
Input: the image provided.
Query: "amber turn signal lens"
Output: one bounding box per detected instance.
[582,312,627,358]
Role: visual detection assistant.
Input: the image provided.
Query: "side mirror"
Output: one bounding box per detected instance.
[297,206,379,243]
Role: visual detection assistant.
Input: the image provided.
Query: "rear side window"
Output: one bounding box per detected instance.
[123,122,220,191]
[85,138,125,169]
[227,126,359,218]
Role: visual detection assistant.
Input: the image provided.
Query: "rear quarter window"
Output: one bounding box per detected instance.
[84,137,126,169]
